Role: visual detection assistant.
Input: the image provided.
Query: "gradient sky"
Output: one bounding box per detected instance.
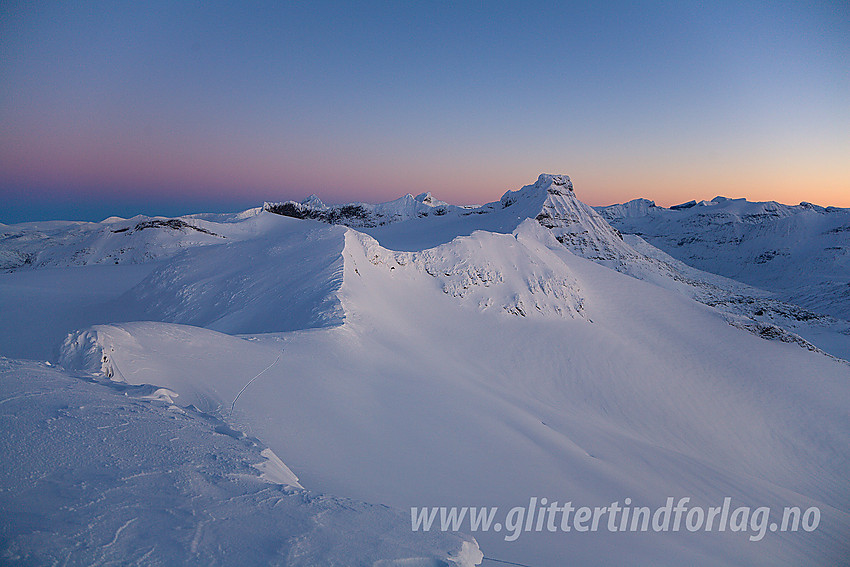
[1,1,848,223]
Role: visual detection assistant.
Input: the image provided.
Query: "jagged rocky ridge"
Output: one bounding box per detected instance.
[264,192,453,228]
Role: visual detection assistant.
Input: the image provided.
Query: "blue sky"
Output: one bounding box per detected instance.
[1,1,848,222]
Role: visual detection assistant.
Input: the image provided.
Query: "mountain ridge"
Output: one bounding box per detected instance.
[3,174,846,358]
[597,195,850,322]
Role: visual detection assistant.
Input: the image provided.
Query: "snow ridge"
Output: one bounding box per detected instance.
[2,173,845,357]
[342,221,586,321]
[5,173,850,565]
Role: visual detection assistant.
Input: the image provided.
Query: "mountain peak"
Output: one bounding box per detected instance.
[498,173,574,208]
[301,194,327,209]
[533,173,573,194]
[414,192,449,207]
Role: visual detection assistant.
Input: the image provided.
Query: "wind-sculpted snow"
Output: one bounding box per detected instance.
[343,221,586,320]
[598,196,850,321]
[0,358,481,566]
[57,249,850,566]
[102,215,587,338]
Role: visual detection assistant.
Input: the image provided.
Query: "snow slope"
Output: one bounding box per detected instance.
[0,214,343,358]
[59,218,850,566]
[0,358,480,566]
[124,217,348,334]
[597,196,850,321]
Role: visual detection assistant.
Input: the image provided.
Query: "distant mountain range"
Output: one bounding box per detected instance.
[597,196,850,321]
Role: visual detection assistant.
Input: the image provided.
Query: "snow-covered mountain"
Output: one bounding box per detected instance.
[264,174,850,360]
[0,214,242,271]
[2,175,849,566]
[597,196,850,321]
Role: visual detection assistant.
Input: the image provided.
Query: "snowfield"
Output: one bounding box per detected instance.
[2,174,849,565]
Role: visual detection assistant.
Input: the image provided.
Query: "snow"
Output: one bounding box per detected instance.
[597,196,850,321]
[2,174,849,565]
[124,217,347,334]
[0,359,479,566]
[0,263,156,360]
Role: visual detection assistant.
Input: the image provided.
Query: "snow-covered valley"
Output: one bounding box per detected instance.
[2,175,849,566]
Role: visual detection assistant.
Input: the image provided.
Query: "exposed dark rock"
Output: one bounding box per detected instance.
[132,219,221,237]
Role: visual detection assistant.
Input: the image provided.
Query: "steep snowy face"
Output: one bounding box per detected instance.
[52,202,589,340]
[265,173,633,263]
[0,173,626,277]
[121,217,348,334]
[597,197,850,320]
[266,173,844,357]
[515,174,632,261]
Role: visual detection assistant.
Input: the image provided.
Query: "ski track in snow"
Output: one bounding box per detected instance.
[229,349,283,417]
